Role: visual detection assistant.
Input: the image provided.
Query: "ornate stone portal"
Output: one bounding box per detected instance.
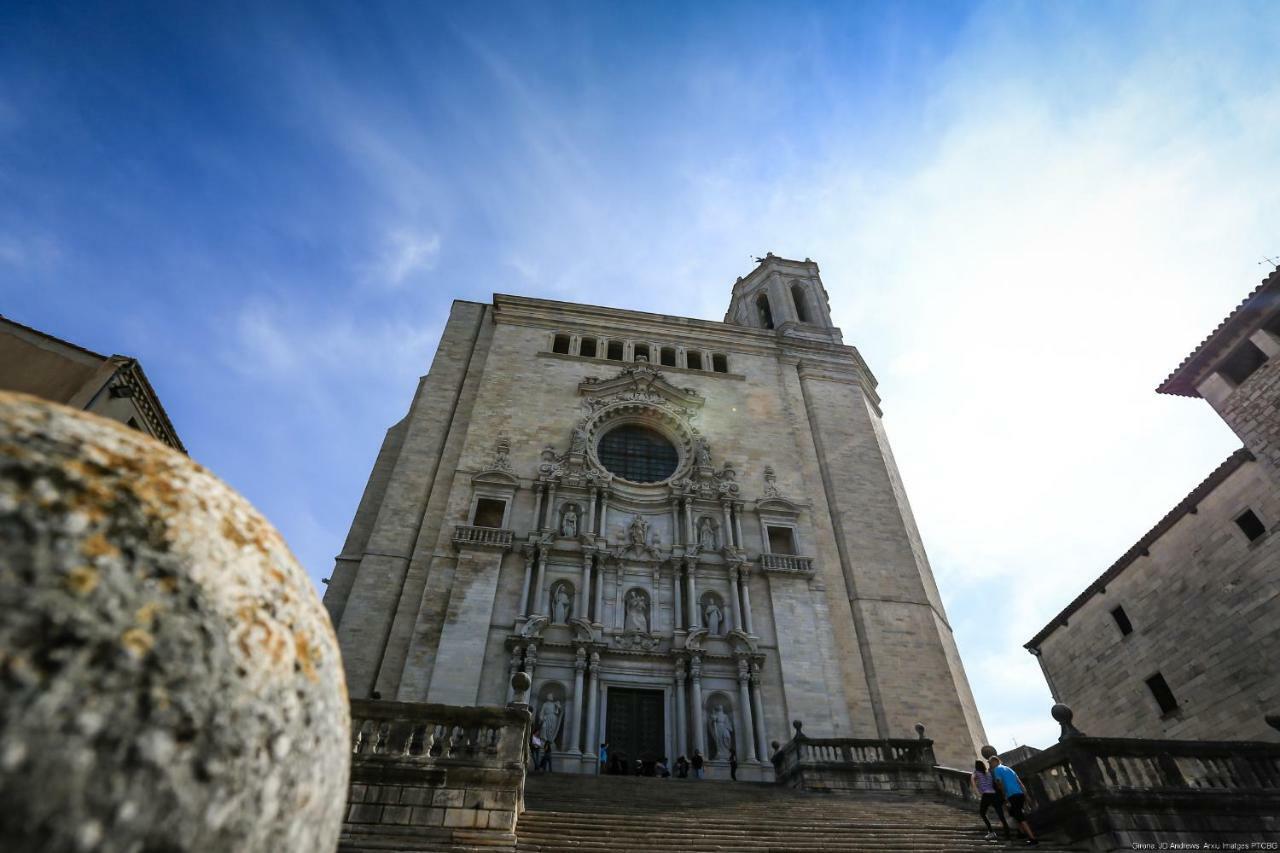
[325,256,989,775]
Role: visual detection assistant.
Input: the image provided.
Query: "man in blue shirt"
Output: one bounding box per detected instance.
[989,756,1038,846]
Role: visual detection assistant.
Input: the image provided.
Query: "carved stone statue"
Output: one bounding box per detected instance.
[695,437,713,468]
[552,582,573,624]
[538,696,563,745]
[704,599,723,636]
[697,517,718,550]
[627,514,650,547]
[562,506,578,537]
[707,703,734,758]
[569,424,588,455]
[625,590,649,633]
[763,465,781,498]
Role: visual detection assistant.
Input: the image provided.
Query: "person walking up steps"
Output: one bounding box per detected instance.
[691,750,705,779]
[990,756,1038,846]
[971,759,1010,841]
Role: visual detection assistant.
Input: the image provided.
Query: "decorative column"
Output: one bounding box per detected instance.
[690,655,707,757]
[670,499,681,546]
[545,483,558,532]
[518,546,536,617]
[720,501,733,547]
[736,657,758,762]
[740,566,755,635]
[750,661,769,762]
[673,563,683,630]
[684,558,699,629]
[532,484,545,532]
[584,652,601,772]
[569,647,586,754]
[593,560,605,626]
[506,645,523,702]
[524,642,539,685]
[579,553,594,622]
[732,502,745,550]
[728,564,743,632]
[683,497,694,545]
[534,549,549,615]
[599,489,610,538]
[587,487,598,534]
[674,658,688,758]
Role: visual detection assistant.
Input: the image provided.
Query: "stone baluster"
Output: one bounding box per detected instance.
[545,483,558,532]
[532,484,545,531]
[506,645,523,702]
[524,642,538,685]
[673,563,684,630]
[720,501,733,547]
[732,502,745,550]
[728,564,743,632]
[750,661,768,762]
[569,647,586,754]
[592,560,604,626]
[683,497,694,545]
[518,546,536,617]
[690,655,707,757]
[684,558,699,629]
[674,659,688,759]
[579,553,594,622]
[736,657,758,762]
[740,566,755,635]
[533,548,549,615]
[587,487,598,536]
[585,652,601,772]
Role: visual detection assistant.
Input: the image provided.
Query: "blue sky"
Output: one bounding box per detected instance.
[3,1,1278,750]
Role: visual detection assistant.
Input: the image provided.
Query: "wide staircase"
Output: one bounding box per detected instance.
[518,774,1077,851]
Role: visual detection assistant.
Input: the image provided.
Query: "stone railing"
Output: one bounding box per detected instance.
[452,525,514,549]
[341,698,531,852]
[772,722,951,795]
[1012,705,1280,851]
[760,553,814,574]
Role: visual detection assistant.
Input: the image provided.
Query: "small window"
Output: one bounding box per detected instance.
[552,334,571,354]
[1235,509,1267,542]
[1111,606,1133,636]
[791,284,809,323]
[686,351,703,371]
[1220,341,1267,385]
[711,353,728,373]
[756,294,774,329]
[1145,672,1178,715]
[607,340,624,361]
[579,337,597,358]
[660,346,676,367]
[634,343,651,363]
[767,526,796,555]
[473,498,506,529]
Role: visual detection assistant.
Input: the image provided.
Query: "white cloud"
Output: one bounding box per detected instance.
[375,228,442,287]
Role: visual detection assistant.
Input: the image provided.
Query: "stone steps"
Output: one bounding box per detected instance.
[517,775,1077,852]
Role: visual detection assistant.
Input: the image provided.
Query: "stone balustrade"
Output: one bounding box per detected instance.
[452,524,514,549]
[1007,704,1280,850]
[341,698,531,852]
[771,722,946,794]
[760,553,814,573]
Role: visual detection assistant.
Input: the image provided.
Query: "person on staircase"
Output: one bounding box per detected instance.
[598,742,608,775]
[971,759,1010,841]
[989,756,1037,846]
[691,750,705,779]
[729,747,738,781]
[674,755,690,778]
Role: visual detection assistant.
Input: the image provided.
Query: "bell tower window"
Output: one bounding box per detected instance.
[756,294,774,329]
[791,284,809,323]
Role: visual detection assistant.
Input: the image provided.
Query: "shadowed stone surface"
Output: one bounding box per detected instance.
[0,392,349,852]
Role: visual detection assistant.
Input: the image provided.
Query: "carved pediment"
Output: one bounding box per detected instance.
[520,615,549,639]
[727,629,758,654]
[683,627,708,652]
[579,363,704,413]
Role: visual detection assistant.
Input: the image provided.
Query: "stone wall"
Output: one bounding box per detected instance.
[1214,338,1280,488]
[1033,455,1280,742]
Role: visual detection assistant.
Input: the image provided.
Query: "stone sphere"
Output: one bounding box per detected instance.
[1051,703,1075,724]
[0,393,350,852]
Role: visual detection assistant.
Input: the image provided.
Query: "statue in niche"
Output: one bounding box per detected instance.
[569,424,588,455]
[625,590,649,633]
[552,582,573,624]
[627,514,650,547]
[707,703,735,759]
[703,598,723,636]
[562,505,579,537]
[697,517,718,550]
[538,695,563,745]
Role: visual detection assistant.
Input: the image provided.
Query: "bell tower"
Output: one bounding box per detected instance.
[724,253,843,344]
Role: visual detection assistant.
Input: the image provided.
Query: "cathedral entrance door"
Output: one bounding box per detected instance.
[605,687,665,771]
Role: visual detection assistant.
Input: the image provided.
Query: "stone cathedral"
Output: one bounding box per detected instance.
[323,255,987,776]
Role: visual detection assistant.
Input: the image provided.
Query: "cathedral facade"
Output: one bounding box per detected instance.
[323,256,986,774]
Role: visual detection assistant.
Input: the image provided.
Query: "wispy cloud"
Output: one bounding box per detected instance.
[373,228,441,287]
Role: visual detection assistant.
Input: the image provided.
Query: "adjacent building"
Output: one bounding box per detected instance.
[324,255,988,773]
[0,315,184,452]
[1027,266,1280,742]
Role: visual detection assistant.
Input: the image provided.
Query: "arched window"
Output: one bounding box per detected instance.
[791,284,809,323]
[756,294,774,329]
[597,425,678,483]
